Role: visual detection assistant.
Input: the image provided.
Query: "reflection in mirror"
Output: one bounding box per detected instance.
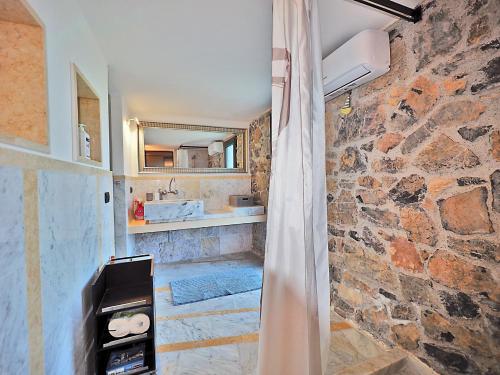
[138,122,247,173]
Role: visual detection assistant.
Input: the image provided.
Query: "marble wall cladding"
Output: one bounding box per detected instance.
[133,224,252,263]
[199,178,250,210]
[100,175,115,262]
[219,224,253,255]
[0,166,29,375]
[113,176,128,257]
[0,147,115,374]
[38,170,103,374]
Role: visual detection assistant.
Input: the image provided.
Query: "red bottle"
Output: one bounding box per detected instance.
[133,198,144,220]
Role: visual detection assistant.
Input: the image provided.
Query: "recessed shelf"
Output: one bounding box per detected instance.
[72,64,102,165]
[0,0,49,151]
[98,331,154,352]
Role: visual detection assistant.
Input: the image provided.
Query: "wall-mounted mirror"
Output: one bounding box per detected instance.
[138,122,248,173]
[72,64,102,165]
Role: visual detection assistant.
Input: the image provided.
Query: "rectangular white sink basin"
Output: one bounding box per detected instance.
[144,199,204,223]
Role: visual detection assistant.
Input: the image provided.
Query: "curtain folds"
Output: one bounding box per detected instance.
[257,0,330,374]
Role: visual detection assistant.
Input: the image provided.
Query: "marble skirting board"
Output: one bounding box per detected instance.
[0,147,115,375]
[133,224,253,263]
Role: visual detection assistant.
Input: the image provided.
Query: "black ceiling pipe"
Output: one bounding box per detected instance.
[351,0,422,23]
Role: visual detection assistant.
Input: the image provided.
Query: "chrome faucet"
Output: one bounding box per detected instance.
[158,177,179,200]
[168,177,179,196]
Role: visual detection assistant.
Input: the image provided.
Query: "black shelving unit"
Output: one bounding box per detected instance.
[92,255,156,375]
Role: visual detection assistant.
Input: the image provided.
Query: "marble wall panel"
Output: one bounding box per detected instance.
[219,224,253,255]
[113,177,128,257]
[100,175,115,262]
[199,178,251,210]
[129,177,201,210]
[133,224,252,263]
[126,176,251,212]
[0,166,29,375]
[38,170,100,374]
[0,147,114,374]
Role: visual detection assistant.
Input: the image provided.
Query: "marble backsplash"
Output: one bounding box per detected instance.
[126,175,251,211]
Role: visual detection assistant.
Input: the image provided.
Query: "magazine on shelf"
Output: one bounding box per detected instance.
[106,344,145,375]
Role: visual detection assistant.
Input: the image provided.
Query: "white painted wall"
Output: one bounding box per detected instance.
[0,0,110,170]
[109,94,126,174]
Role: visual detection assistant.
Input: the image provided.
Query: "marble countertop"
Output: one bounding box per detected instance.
[128,205,266,234]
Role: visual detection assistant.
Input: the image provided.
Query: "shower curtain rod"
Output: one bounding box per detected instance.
[352,0,422,23]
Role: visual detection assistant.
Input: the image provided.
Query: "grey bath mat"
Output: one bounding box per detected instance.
[170,267,262,305]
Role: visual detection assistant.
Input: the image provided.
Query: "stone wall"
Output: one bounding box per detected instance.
[326,1,499,374]
[250,111,272,255]
[208,151,224,168]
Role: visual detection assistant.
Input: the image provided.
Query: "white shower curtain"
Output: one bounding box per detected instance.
[257,0,330,374]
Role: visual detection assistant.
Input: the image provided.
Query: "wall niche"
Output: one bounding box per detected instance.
[72,65,102,164]
[0,0,49,151]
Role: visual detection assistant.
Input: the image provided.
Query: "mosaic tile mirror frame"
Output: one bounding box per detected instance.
[138,121,248,174]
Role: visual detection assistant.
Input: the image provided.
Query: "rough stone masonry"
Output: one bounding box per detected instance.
[250,111,271,256]
[325,0,499,374]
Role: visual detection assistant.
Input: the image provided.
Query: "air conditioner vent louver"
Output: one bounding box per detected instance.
[323,29,390,101]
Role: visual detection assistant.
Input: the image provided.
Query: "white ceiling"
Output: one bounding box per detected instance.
[77,0,418,123]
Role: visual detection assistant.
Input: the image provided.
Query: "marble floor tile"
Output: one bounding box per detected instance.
[156,289,261,319]
[157,311,260,345]
[158,344,242,375]
[153,253,420,375]
[326,328,386,374]
[237,342,258,375]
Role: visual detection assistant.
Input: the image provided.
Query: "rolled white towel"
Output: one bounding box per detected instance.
[129,313,150,335]
[108,317,130,338]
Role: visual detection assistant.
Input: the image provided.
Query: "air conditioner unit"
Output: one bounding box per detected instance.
[323,29,390,101]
